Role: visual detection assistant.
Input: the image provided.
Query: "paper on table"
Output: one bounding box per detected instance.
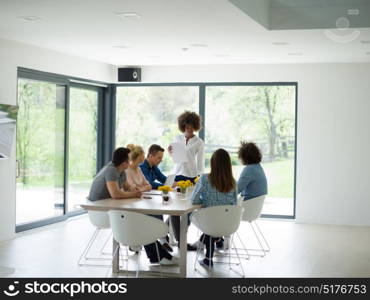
[170,142,187,163]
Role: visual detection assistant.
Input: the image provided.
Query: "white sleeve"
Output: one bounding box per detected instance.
[196,140,205,175]
[172,135,181,174]
[174,134,182,143]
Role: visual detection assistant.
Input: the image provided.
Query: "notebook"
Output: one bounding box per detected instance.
[142,190,162,196]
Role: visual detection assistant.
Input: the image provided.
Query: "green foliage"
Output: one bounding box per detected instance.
[68,87,98,182]
[16,80,98,186]
[205,86,295,159]
[0,104,18,119]
[17,80,60,184]
[116,86,198,173]
[261,159,294,198]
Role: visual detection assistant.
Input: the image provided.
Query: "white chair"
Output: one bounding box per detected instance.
[190,205,245,277]
[78,210,127,267]
[108,210,169,277]
[235,195,270,258]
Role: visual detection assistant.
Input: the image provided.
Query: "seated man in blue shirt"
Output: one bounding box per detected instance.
[140,144,197,251]
[140,144,167,189]
[140,144,173,251]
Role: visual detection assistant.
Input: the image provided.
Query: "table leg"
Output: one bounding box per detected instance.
[179,213,188,277]
[112,238,119,273]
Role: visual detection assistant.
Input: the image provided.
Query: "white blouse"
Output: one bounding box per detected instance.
[173,134,205,178]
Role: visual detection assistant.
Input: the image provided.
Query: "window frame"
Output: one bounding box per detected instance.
[116,81,298,220]
[15,68,110,232]
[15,68,298,233]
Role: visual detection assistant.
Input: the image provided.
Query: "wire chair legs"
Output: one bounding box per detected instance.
[78,229,127,267]
[230,221,270,259]
[253,221,271,251]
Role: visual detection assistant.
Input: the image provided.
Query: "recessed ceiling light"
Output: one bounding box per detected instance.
[190,43,208,48]
[288,53,303,56]
[272,42,291,46]
[17,16,41,21]
[360,40,370,45]
[112,45,130,49]
[215,54,231,57]
[347,9,359,15]
[116,12,141,20]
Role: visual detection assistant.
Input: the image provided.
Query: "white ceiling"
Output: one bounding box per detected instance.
[0,0,370,66]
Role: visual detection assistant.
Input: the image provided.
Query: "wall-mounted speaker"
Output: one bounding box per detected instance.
[118,67,141,82]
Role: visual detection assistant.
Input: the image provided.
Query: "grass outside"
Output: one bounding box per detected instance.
[18,159,295,199]
[262,159,294,198]
[206,159,294,198]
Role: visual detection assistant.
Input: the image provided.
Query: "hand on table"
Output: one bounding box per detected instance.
[140,185,152,192]
[134,191,142,198]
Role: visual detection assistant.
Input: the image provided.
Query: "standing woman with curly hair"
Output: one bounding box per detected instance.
[168,111,205,251]
[169,111,205,183]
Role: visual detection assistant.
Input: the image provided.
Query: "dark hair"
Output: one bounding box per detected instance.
[238,142,262,165]
[112,147,131,167]
[147,144,165,156]
[177,111,202,132]
[208,149,235,193]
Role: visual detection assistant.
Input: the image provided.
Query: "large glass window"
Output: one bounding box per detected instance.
[116,86,199,174]
[205,85,296,216]
[116,84,296,217]
[16,73,296,229]
[67,86,99,212]
[16,78,66,224]
[16,74,102,228]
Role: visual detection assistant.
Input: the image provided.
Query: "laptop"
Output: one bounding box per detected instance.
[164,174,176,187]
[143,174,176,196]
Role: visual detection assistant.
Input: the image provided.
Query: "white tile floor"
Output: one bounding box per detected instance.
[1,215,369,278]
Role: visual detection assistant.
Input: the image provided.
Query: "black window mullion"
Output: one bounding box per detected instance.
[199,85,206,141]
[63,84,70,215]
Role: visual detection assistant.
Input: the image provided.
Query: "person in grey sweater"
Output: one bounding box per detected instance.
[237,142,268,201]
[88,147,141,201]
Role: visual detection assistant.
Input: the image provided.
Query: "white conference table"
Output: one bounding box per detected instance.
[80,192,201,277]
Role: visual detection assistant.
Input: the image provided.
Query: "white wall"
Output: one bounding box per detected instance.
[0,38,115,242]
[143,64,370,226]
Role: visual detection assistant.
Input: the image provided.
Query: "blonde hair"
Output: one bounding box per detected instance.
[126,144,145,162]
